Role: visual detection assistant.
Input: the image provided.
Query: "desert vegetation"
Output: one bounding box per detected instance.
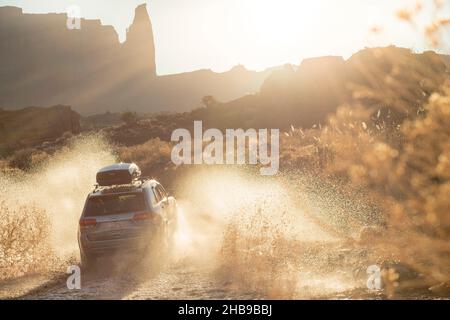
[1,48,449,294]
[0,199,67,281]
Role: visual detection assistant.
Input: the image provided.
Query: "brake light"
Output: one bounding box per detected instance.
[133,213,153,221]
[79,218,97,227]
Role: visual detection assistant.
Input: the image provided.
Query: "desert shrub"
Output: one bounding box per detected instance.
[103,119,176,146]
[8,148,34,170]
[280,81,450,287]
[395,87,450,233]
[8,148,58,172]
[121,111,139,126]
[117,138,173,175]
[0,200,55,280]
[381,86,450,284]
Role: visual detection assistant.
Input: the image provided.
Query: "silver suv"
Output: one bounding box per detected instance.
[78,163,177,268]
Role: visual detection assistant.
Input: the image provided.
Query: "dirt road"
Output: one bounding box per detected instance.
[2,260,262,300]
[0,194,378,300]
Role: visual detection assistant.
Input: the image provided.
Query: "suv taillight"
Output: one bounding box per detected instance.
[79,218,97,227]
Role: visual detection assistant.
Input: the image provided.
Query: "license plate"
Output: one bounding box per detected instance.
[100,221,130,230]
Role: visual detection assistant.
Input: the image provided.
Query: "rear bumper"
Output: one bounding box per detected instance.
[79,235,153,257]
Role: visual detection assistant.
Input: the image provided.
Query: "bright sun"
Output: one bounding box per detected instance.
[227,0,325,68]
[241,0,317,43]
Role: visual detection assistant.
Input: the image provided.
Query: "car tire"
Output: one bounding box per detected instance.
[81,253,97,272]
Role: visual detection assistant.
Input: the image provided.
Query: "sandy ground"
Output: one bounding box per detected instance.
[1,183,446,300]
[0,243,444,300]
[2,262,263,300]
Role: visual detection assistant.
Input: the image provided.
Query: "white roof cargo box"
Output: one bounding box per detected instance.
[96,163,141,186]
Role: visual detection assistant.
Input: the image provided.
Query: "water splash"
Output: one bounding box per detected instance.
[0,134,116,279]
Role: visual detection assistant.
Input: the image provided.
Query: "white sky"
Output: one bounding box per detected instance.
[1,0,449,75]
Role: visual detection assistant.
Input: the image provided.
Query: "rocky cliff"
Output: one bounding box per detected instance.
[0,105,80,155]
[201,46,450,129]
[0,4,272,115]
[440,54,450,72]
[124,4,157,76]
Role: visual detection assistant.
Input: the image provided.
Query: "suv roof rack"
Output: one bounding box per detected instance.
[96,163,141,187]
[92,176,154,194]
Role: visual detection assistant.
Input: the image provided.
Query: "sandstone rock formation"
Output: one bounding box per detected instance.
[124,4,157,77]
[198,46,449,130]
[0,5,273,115]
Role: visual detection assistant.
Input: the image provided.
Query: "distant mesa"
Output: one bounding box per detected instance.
[211,46,449,129]
[0,4,449,118]
[0,4,273,115]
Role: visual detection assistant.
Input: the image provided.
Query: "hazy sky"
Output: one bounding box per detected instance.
[1,0,449,75]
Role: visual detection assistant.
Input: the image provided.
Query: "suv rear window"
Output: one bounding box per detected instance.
[84,193,147,217]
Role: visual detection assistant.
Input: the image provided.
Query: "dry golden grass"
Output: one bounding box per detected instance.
[117,138,173,176]
[0,200,54,280]
[397,0,450,47]
[279,81,450,292]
